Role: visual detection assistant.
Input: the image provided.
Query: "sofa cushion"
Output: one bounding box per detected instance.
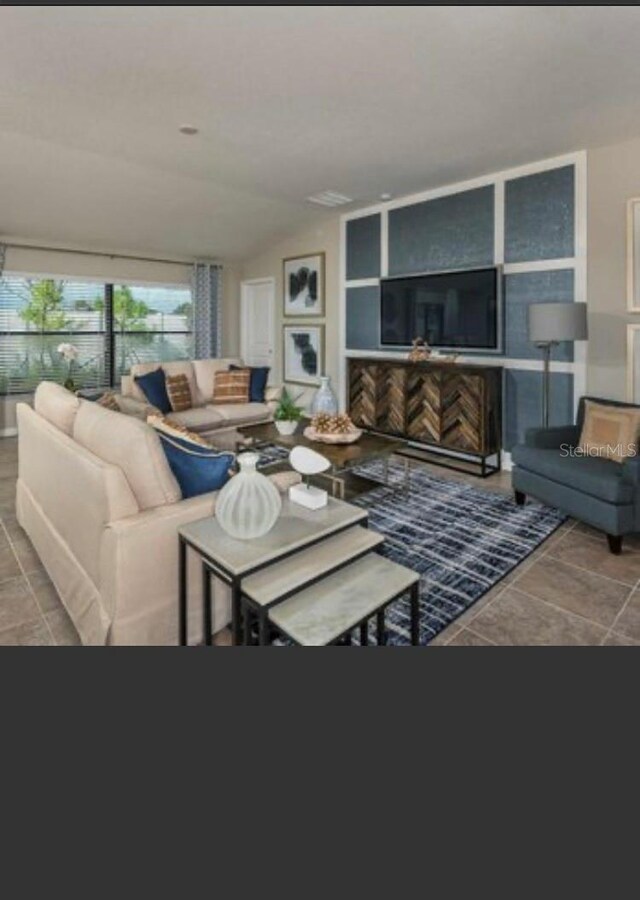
[166,406,225,433]
[134,368,172,414]
[34,382,81,436]
[209,402,271,425]
[212,369,251,404]
[512,445,634,505]
[73,400,181,510]
[166,373,193,412]
[192,358,243,403]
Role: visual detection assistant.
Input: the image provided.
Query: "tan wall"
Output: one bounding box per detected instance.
[220,264,241,357]
[587,135,640,400]
[237,217,341,405]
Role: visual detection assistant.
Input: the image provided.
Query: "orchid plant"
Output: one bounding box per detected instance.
[58,343,80,392]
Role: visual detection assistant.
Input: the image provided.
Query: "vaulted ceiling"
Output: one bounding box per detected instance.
[3,6,640,260]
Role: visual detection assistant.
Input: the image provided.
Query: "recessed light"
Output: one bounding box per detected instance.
[179,125,199,135]
[380,193,392,201]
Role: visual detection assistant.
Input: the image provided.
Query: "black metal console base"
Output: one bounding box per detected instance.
[395,445,501,479]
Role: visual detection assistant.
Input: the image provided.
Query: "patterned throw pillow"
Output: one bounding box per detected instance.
[166,373,193,412]
[97,391,120,412]
[212,369,250,405]
[579,400,640,463]
[147,416,235,498]
[147,415,211,447]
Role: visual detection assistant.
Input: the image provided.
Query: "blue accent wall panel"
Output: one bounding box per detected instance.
[505,165,575,263]
[346,285,380,350]
[388,186,494,275]
[346,214,381,280]
[505,269,575,360]
[504,370,574,451]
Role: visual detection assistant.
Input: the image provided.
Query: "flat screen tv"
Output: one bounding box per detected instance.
[380,266,501,352]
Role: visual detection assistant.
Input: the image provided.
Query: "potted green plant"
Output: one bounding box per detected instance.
[273,387,305,435]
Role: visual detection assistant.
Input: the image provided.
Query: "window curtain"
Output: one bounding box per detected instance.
[0,243,6,277]
[192,262,222,359]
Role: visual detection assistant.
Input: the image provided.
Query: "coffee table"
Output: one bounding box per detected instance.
[237,422,410,499]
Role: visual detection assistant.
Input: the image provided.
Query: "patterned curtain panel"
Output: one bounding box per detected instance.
[192,262,222,359]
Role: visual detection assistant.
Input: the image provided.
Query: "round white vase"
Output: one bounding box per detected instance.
[274,420,298,436]
[216,452,282,540]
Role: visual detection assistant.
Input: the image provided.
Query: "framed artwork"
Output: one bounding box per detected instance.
[627,198,640,312]
[627,324,640,401]
[283,325,324,385]
[283,252,325,317]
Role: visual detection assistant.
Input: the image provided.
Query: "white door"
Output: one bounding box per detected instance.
[241,278,275,378]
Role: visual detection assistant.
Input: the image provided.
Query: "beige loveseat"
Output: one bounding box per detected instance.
[120,358,280,436]
[16,382,295,646]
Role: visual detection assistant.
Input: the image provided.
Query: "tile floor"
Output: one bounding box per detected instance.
[1,436,639,646]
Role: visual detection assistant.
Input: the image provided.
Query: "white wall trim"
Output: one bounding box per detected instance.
[342,151,585,222]
[343,278,380,289]
[502,258,576,275]
[338,217,348,411]
[380,209,389,278]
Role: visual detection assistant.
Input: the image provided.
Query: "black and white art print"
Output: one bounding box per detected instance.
[283,253,324,317]
[283,325,324,386]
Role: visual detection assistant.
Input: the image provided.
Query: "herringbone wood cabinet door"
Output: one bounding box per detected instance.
[406,369,441,443]
[349,360,377,429]
[440,372,485,453]
[375,364,406,435]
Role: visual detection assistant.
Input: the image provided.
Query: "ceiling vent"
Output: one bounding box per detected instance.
[306,190,353,208]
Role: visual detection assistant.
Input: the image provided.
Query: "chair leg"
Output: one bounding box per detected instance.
[514,490,526,507]
[607,534,623,555]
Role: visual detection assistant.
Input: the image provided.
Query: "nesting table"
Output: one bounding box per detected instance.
[178,496,421,646]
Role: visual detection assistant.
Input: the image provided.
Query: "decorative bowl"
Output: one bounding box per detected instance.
[303,426,363,445]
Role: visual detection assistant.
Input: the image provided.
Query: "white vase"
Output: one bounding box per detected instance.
[216,452,282,540]
[274,420,298,436]
[311,376,338,416]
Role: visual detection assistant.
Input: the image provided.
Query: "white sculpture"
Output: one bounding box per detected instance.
[288,446,331,510]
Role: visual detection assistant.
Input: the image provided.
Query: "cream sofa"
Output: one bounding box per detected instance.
[16,382,296,646]
[120,358,280,435]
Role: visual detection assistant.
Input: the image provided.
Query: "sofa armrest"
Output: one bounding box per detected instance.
[524,425,580,450]
[621,455,640,486]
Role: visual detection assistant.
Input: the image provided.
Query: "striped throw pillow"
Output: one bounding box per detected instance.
[97,391,120,412]
[212,369,250,405]
[166,373,193,412]
[147,415,212,447]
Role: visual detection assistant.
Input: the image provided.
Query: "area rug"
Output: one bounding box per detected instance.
[351,460,565,645]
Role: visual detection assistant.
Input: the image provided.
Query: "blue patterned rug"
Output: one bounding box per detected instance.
[351,460,565,645]
[253,446,565,645]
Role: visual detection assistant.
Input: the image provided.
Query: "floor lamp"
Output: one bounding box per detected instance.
[528,302,588,428]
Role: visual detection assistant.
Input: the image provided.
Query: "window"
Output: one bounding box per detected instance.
[112,283,192,380]
[0,276,192,394]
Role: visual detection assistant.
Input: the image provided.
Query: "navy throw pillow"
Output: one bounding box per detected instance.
[135,368,172,414]
[157,432,235,499]
[230,365,270,402]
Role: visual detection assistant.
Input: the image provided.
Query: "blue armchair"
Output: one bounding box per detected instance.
[511,396,640,554]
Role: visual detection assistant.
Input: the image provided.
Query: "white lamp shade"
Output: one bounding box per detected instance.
[528,302,588,343]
